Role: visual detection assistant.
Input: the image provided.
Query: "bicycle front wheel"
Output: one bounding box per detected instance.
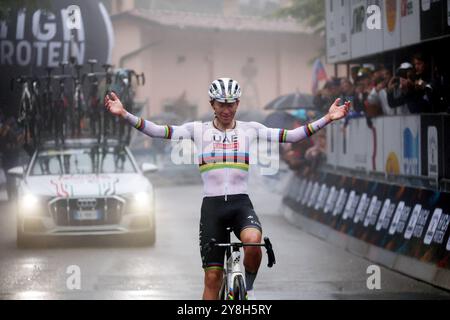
[233,275,247,300]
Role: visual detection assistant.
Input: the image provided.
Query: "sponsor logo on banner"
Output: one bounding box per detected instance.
[413,208,430,238]
[401,0,414,16]
[351,2,366,34]
[296,179,308,202]
[324,186,337,214]
[424,209,442,245]
[376,199,391,230]
[413,213,429,238]
[354,193,370,224]
[421,0,431,11]
[385,152,401,174]
[377,200,397,231]
[307,182,321,208]
[397,205,412,233]
[343,191,360,220]
[404,204,422,239]
[427,126,438,178]
[364,196,382,227]
[389,201,405,235]
[315,184,329,211]
[433,214,450,244]
[403,128,420,175]
[333,189,348,216]
[386,0,398,32]
[301,181,313,205]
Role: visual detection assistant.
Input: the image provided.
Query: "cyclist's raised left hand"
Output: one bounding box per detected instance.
[327,98,351,121]
[104,92,127,118]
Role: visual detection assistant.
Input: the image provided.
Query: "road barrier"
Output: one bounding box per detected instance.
[282,170,450,290]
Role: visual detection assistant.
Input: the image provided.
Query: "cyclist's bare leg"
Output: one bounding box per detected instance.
[202,268,223,300]
[240,228,262,274]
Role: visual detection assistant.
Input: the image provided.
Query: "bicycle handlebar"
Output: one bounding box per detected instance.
[209,237,276,268]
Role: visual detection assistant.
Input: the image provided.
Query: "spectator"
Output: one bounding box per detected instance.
[313,78,340,113]
[0,116,26,201]
[350,66,361,84]
[280,114,314,174]
[340,78,355,105]
[366,76,386,117]
[387,62,431,114]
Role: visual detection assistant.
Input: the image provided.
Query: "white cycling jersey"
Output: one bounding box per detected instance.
[124,112,331,199]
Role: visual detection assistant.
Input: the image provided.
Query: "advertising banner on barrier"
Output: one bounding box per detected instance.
[325,115,450,179]
[420,115,443,179]
[443,115,450,180]
[401,116,421,176]
[371,184,402,245]
[282,171,450,269]
[326,122,339,167]
[381,117,403,175]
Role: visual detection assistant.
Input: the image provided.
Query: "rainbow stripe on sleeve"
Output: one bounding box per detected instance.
[134,118,146,131]
[164,125,173,139]
[303,123,316,137]
[279,129,288,143]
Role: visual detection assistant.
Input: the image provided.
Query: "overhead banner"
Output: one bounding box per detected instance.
[326,0,448,62]
[400,0,421,46]
[366,0,384,55]
[326,0,339,63]
[337,0,352,61]
[420,0,445,40]
[383,0,402,51]
[350,0,367,59]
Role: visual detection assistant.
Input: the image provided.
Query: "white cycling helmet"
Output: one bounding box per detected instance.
[208,78,242,103]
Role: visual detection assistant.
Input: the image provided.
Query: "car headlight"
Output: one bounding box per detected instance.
[133,192,152,208]
[19,193,40,214]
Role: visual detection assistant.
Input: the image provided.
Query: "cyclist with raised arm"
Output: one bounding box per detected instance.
[104,78,350,300]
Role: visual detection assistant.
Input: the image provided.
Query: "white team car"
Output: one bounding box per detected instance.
[8,139,158,248]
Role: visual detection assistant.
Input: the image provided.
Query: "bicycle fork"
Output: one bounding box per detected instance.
[224,249,246,300]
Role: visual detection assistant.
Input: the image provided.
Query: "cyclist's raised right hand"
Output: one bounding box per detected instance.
[104,92,127,118]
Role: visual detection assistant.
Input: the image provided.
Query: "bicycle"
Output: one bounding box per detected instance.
[111,68,145,145]
[70,62,87,138]
[11,75,41,149]
[53,62,72,146]
[207,228,276,300]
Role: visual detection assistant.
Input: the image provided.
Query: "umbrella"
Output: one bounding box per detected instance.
[264,91,314,111]
[236,109,265,123]
[263,111,297,130]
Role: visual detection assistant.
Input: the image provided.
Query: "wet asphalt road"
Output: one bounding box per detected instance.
[0,171,449,300]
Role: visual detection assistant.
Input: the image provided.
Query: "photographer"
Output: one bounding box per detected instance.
[387,62,431,114]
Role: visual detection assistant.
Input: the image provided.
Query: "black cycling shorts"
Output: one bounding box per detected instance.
[199,194,262,270]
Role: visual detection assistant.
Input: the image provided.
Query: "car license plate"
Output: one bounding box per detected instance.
[73,210,101,220]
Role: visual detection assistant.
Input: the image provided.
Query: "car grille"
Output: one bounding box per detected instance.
[49,197,125,226]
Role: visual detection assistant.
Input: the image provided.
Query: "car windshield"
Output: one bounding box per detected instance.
[30,146,137,175]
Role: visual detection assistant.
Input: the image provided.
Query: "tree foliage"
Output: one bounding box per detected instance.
[275,0,325,36]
